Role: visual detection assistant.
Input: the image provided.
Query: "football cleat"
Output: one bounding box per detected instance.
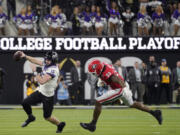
[80,122,96,132]
[56,122,66,133]
[152,110,163,125]
[21,115,36,127]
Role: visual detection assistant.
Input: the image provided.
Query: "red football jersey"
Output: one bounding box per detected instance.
[100,63,124,90]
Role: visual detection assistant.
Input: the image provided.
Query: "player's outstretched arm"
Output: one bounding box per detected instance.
[20,51,43,66]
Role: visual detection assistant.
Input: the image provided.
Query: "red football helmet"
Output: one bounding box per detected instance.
[88,59,104,76]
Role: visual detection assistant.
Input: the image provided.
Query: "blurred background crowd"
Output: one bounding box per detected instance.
[23,57,180,105]
[1,0,180,36]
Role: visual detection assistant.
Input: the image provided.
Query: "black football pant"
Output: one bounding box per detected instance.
[22,91,54,118]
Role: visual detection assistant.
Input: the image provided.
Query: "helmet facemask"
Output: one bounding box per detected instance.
[44,51,58,66]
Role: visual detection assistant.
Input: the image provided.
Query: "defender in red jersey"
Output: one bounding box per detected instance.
[80,59,163,132]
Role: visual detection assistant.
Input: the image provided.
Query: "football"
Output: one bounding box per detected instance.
[13,51,22,61]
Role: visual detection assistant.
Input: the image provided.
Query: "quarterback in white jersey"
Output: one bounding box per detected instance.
[38,63,59,97]
[15,51,65,133]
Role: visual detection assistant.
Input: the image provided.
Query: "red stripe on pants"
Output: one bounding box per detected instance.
[98,88,123,103]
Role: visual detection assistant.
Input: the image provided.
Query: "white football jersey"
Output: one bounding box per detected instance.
[37,64,59,97]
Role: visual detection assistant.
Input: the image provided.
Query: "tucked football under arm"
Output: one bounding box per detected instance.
[36,74,52,85]
[109,75,126,88]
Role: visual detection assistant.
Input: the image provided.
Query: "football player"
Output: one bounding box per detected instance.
[17,51,65,133]
[80,59,163,132]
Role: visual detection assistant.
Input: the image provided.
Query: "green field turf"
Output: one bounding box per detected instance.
[0,108,180,135]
